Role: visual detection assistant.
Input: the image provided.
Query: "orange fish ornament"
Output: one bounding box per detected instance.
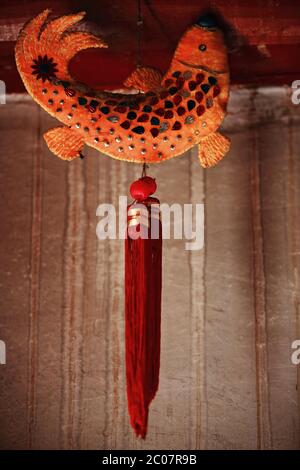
[15,10,230,167]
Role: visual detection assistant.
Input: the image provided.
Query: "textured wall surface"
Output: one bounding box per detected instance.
[0,89,299,450]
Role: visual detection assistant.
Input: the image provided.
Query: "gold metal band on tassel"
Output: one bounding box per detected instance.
[128,218,142,228]
[127,203,161,228]
[127,215,161,228]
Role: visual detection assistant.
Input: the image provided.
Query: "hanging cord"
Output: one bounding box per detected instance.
[136,0,143,68]
[141,162,148,177]
[136,0,175,67]
[143,0,175,48]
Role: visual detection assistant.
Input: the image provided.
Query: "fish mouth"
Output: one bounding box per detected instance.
[178,59,226,75]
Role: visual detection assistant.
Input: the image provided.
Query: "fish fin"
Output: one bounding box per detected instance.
[60,32,107,63]
[124,66,163,92]
[198,131,230,168]
[44,126,84,161]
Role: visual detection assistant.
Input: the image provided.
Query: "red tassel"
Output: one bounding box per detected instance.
[125,175,162,438]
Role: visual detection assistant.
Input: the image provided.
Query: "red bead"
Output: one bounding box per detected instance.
[121,120,131,129]
[177,106,186,116]
[137,113,149,122]
[173,94,182,106]
[130,177,157,201]
[115,105,127,113]
[196,73,205,84]
[176,76,185,88]
[150,128,159,137]
[155,108,165,116]
[195,91,204,102]
[142,176,157,194]
[188,81,197,91]
[164,110,174,119]
[213,85,221,97]
[172,121,182,130]
[85,104,96,113]
[196,105,205,116]
[65,88,75,97]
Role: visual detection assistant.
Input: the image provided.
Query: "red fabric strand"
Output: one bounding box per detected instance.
[125,198,162,438]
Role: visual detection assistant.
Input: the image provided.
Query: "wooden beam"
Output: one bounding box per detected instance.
[1,0,300,91]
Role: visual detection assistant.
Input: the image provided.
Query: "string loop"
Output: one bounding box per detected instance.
[136,0,143,68]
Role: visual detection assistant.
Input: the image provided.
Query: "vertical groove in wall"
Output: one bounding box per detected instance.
[102,161,114,449]
[80,149,99,449]
[250,119,272,449]
[99,158,127,449]
[287,121,300,447]
[189,148,207,449]
[109,161,121,449]
[200,167,207,450]
[26,107,42,449]
[188,151,193,449]
[60,161,86,449]
[97,156,111,449]
[99,156,125,449]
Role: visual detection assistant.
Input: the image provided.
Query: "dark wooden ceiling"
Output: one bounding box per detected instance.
[1,0,300,93]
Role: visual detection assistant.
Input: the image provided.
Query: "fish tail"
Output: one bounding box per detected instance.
[15,10,107,93]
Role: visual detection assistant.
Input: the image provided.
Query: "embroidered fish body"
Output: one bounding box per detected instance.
[15,10,230,167]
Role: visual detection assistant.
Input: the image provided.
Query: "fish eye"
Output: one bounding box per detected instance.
[198,44,207,52]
